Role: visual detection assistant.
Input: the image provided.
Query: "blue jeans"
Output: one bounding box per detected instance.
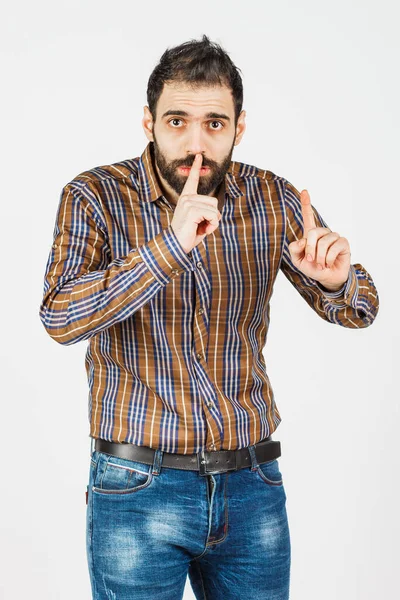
[86,444,291,599]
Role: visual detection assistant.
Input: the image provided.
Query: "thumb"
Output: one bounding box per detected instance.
[290,237,306,260]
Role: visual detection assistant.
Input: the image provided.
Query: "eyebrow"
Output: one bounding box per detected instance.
[161,109,231,123]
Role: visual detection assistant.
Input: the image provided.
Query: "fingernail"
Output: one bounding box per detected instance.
[317,264,323,270]
[307,253,313,262]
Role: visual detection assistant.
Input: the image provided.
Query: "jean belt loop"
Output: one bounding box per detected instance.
[90,436,95,458]
[152,449,163,476]
[247,444,259,472]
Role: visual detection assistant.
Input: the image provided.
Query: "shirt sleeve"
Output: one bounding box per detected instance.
[39,183,194,345]
[279,179,379,328]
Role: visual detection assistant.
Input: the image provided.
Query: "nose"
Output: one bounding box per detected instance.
[185,123,207,160]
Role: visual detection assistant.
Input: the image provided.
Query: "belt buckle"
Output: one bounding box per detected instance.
[197,449,236,476]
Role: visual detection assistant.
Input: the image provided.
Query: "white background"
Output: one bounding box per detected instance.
[1,0,398,598]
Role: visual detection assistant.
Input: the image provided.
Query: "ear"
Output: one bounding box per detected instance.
[234,109,246,146]
[142,106,154,142]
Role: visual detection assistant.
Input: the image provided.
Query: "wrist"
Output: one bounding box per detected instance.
[319,281,346,292]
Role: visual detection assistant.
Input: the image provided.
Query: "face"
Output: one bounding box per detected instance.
[142,82,246,200]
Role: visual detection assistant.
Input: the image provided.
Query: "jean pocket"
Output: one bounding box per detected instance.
[92,451,154,496]
[256,458,284,486]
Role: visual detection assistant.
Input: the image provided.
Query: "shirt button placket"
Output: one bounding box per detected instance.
[193,256,220,450]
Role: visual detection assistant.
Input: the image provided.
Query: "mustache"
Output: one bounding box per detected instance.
[176,158,214,168]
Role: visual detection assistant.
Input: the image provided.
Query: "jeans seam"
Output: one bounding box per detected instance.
[92,465,154,495]
[193,558,208,600]
[92,481,153,495]
[256,465,283,486]
[205,472,229,547]
[88,460,98,598]
[191,476,213,561]
[107,460,149,476]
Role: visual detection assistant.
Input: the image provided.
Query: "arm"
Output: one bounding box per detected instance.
[39,183,193,345]
[279,179,379,328]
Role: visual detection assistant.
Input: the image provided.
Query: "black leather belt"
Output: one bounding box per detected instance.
[93,436,281,476]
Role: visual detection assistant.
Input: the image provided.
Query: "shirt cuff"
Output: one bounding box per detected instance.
[136,225,194,286]
[316,265,358,307]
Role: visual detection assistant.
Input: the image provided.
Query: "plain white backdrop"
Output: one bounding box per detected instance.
[1,0,398,598]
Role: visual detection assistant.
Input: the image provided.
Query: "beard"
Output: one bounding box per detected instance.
[151,133,235,197]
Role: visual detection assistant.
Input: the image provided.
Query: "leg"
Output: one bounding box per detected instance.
[188,451,291,600]
[86,449,191,600]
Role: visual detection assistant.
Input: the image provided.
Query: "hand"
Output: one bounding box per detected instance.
[170,153,222,254]
[288,189,351,291]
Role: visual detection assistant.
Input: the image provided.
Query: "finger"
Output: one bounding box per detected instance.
[180,153,203,197]
[315,232,340,268]
[290,237,306,261]
[300,189,317,238]
[325,238,350,268]
[196,206,220,226]
[303,227,330,263]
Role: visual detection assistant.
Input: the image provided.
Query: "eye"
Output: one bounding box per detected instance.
[167,119,224,130]
[169,118,183,127]
[209,121,224,130]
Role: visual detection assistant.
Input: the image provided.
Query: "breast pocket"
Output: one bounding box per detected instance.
[92,451,154,495]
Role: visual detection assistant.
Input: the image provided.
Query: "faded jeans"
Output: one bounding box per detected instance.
[86,444,291,599]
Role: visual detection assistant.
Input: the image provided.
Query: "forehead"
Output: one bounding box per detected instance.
[157,82,234,119]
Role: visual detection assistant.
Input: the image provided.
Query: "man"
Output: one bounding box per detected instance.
[39,34,379,600]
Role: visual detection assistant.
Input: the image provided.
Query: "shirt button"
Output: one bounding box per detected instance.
[198,308,204,315]
[196,261,203,269]
[52,243,57,249]
[196,353,202,361]
[209,443,216,451]
[207,401,214,408]
[170,268,179,276]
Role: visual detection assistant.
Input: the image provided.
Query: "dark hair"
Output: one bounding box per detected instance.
[146,34,243,126]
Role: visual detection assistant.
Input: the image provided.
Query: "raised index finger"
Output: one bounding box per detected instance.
[300,189,317,237]
[181,153,203,196]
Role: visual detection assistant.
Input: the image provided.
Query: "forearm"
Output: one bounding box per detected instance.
[39,184,193,345]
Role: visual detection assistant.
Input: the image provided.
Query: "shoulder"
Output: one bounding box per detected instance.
[230,159,301,213]
[65,156,140,196]
[230,157,288,190]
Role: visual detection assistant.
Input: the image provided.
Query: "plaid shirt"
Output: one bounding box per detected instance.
[39,141,379,453]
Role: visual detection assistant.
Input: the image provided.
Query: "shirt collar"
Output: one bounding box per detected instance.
[136,141,244,205]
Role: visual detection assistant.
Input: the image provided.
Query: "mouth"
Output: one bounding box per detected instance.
[179,166,210,175]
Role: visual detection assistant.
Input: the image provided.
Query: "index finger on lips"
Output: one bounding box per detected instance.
[181,153,203,197]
